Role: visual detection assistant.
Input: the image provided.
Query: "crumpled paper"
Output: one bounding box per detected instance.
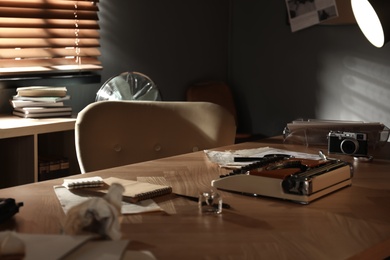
[63,183,125,240]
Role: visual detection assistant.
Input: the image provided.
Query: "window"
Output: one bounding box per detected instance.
[0,0,101,77]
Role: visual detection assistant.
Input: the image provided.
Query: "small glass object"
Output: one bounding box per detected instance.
[198,190,223,214]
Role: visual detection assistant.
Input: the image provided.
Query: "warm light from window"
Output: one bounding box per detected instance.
[0,0,101,76]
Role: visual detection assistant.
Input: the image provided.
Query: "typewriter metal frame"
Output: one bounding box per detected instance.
[212,156,353,204]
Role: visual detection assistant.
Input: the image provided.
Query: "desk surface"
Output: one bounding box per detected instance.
[0,137,389,259]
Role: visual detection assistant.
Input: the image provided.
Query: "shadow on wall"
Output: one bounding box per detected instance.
[316,53,390,128]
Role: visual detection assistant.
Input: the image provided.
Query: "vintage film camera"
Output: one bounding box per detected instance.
[328,131,368,156]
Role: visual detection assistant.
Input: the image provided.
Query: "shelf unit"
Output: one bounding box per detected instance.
[0,115,79,188]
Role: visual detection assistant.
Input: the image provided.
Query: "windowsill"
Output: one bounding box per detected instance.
[0,72,101,88]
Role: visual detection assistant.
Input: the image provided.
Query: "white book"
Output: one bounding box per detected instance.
[10,99,64,108]
[13,111,72,118]
[16,86,67,97]
[14,106,72,114]
[12,95,70,103]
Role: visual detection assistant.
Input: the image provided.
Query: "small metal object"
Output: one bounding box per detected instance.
[319,150,327,160]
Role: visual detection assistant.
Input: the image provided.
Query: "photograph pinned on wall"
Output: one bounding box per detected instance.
[286,0,338,32]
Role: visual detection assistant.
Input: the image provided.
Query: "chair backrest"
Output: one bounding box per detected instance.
[75,101,236,173]
[186,81,237,124]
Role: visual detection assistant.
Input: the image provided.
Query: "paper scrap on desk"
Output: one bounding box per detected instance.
[54,185,163,215]
[204,147,322,168]
[0,231,25,257]
[0,231,132,260]
[62,240,132,260]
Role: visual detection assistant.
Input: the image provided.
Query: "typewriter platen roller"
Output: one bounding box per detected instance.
[211,155,353,204]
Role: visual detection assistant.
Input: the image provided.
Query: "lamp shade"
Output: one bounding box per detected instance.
[351,0,390,48]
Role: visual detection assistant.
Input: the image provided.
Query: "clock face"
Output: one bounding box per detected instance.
[96,72,161,101]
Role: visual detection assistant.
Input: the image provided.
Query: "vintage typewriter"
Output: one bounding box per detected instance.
[211,154,353,204]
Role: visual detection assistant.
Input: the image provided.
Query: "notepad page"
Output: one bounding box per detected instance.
[103,177,172,199]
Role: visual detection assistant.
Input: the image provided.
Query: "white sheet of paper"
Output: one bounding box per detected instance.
[14,233,92,260]
[205,147,322,168]
[285,0,338,32]
[2,232,155,260]
[62,239,130,260]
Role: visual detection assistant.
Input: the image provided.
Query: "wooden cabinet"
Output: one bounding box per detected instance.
[0,115,79,188]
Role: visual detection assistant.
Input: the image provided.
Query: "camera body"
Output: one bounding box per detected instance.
[328,131,368,156]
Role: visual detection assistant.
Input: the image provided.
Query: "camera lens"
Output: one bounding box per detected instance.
[340,139,359,155]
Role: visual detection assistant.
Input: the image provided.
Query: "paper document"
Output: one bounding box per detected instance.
[285,0,338,32]
[205,147,322,168]
[0,231,156,260]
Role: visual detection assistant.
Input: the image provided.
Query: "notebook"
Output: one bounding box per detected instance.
[102,177,172,203]
[63,176,172,203]
[62,176,104,189]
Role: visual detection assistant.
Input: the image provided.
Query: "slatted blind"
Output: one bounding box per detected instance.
[0,0,101,76]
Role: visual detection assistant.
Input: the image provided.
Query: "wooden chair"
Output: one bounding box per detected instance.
[186,81,263,143]
[75,101,236,173]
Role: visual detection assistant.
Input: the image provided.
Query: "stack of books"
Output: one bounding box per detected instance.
[10,86,72,118]
[39,156,70,181]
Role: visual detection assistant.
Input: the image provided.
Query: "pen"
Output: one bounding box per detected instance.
[234,154,292,162]
[234,157,263,162]
[175,193,231,209]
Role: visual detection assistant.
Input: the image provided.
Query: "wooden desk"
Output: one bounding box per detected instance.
[0,115,78,187]
[0,137,389,259]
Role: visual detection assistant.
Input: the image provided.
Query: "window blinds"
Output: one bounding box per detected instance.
[0,0,101,76]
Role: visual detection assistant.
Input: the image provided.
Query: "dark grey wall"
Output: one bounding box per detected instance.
[1,0,389,139]
[98,0,230,101]
[66,0,230,112]
[230,0,390,136]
